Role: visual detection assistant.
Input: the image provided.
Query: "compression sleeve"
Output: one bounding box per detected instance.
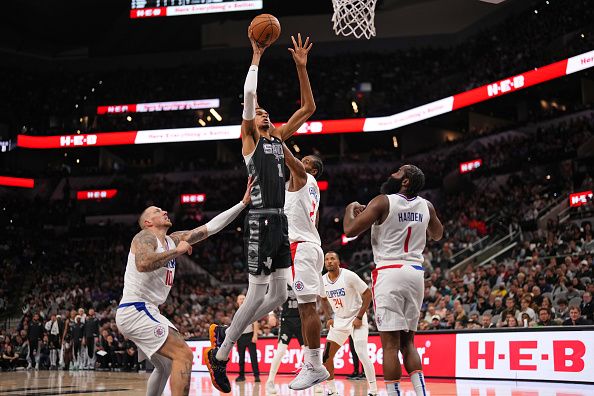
[242,65,258,120]
[205,201,247,237]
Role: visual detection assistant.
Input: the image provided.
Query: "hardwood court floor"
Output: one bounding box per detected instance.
[1,370,593,395]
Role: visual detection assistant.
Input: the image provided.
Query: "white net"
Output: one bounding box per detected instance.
[332,0,377,40]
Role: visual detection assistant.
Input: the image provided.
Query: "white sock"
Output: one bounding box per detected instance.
[268,343,287,383]
[327,379,337,393]
[410,371,427,396]
[354,338,376,390]
[368,380,378,394]
[303,346,310,364]
[308,348,322,368]
[385,381,401,396]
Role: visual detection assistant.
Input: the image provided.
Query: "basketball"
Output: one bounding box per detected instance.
[249,14,281,47]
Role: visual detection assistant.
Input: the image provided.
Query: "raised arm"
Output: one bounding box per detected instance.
[170,177,253,245]
[132,230,192,273]
[273,34,316,141]
[241,31,268,156]
[282,143,307,191]
[427,200,444,241]
[343,195,390,238]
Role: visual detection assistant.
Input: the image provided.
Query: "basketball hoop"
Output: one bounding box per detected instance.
[331,0,377,40]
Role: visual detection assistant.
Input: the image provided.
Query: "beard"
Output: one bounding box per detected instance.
[380,176,402,195]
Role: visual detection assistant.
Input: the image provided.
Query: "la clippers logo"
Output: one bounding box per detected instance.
[294,280,304,291]
[154,325,166,338]
[308,186,319,202]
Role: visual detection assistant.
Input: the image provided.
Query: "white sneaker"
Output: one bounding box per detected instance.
[314,384,324,394]
[326,392,339,396]
[289,363,329,390]
[266,381,277,394]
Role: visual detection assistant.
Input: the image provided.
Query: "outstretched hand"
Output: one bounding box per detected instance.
[288,33,313,66]
[248,26,269,58]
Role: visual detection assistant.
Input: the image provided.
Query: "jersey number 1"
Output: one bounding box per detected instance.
[404,227,412,253]
[278,163,283,178]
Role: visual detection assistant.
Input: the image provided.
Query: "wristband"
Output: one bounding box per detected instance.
[356,315,363,320]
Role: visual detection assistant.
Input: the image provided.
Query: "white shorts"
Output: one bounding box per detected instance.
[290,241,324,304]
[371,264,424,332]
[326,314,369,346]
[115,301,177,361]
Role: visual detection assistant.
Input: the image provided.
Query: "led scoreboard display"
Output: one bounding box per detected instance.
[130,0,263,19]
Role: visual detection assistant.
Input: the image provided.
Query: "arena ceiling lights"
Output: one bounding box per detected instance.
[16,49,594,150]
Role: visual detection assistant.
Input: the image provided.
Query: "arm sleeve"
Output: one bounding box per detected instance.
[242,65,258,120]
[205,201,247,237]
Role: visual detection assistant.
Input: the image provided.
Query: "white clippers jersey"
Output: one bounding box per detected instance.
[323,269,368,320]
[121,235,177,307]
[284,173,321,245]
[371,194,430,267]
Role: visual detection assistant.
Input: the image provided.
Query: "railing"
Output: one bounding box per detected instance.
[451,230,520,273]
[449,235,491,263]
[176,255,221,286]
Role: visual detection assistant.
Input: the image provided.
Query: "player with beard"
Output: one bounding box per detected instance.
[343,165,443,396]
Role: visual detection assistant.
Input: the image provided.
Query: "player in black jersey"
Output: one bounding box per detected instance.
[266,284,304,394]
[207,30,316,394]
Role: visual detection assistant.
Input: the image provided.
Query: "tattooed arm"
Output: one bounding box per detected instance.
[132,230,192,273]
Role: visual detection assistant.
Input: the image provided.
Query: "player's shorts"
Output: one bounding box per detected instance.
[371,263,424,332]
[278,316,304,346]
[115,301,177,361]
[326,314,369,346]
[245,209,291,277]
[290,241,324,303]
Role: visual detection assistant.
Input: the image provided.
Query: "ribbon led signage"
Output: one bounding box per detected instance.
[76,189,118,200]
[459,159,483,174]
[569,191,593,207]
[181,193,206,204]
[17,50,594,149]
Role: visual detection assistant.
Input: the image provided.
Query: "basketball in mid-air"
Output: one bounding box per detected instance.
[249,14,281,47]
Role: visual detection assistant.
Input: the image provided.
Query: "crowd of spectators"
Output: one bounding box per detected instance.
[1,211,592,371]
[2,98,594,372]
[1,0,592,138]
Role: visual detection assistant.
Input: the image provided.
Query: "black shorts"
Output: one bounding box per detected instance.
[245,209,291,276]
[278,316,303,346]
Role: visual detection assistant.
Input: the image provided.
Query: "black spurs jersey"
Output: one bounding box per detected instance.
[281,285,300,318]
[244,136,286,209]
